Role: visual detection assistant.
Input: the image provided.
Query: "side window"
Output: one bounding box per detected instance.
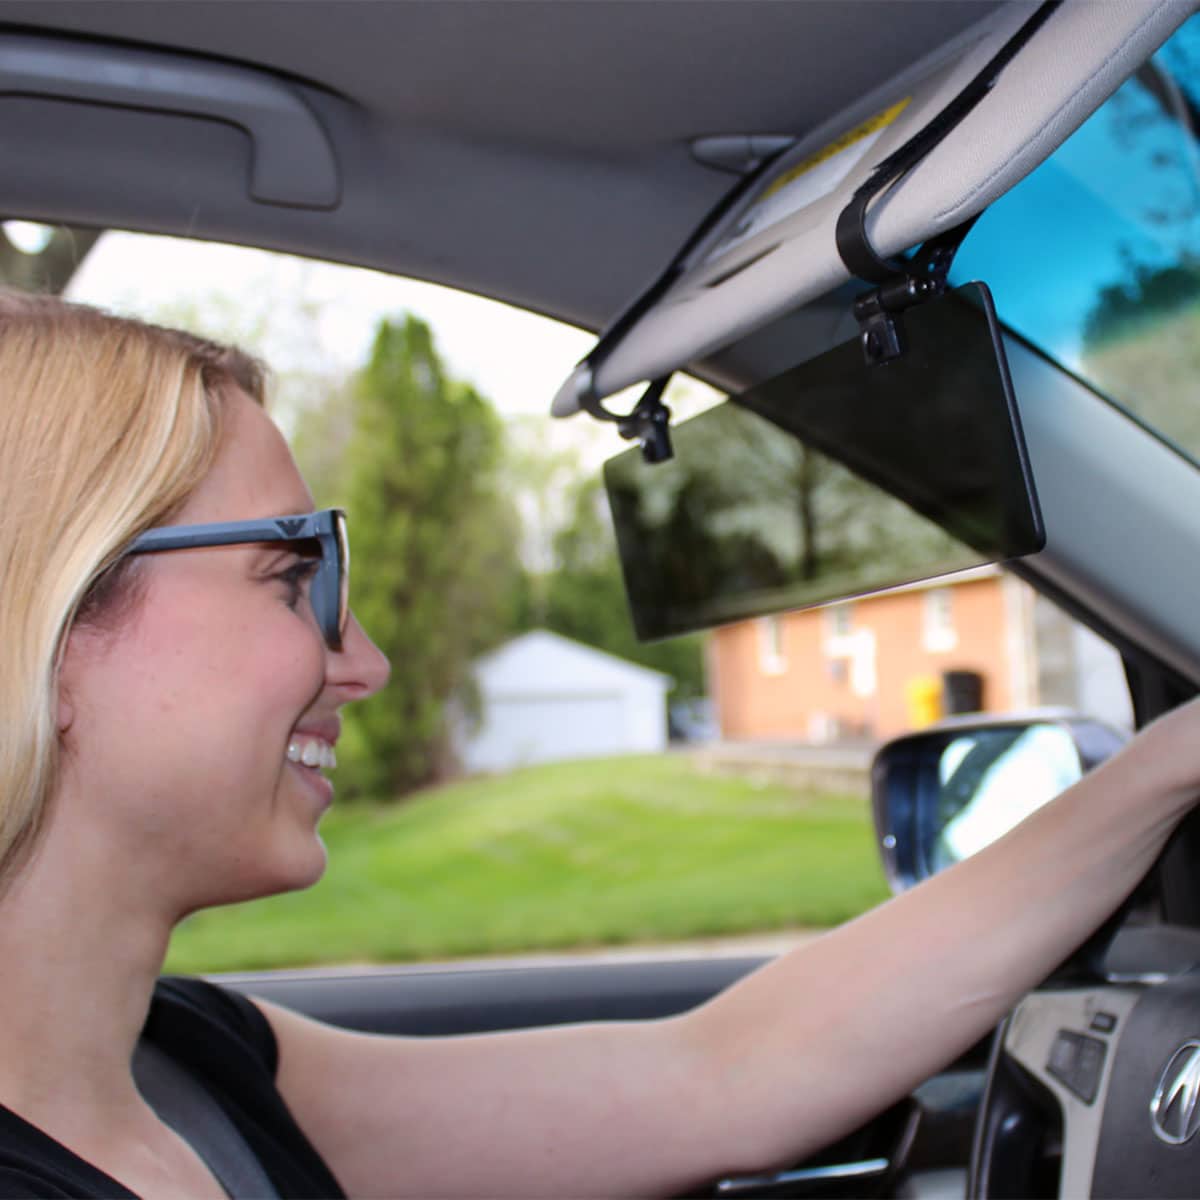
[9,221,1129,979]
[38,229,895,974]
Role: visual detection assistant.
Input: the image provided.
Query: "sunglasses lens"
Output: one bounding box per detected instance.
[334,510,350,646]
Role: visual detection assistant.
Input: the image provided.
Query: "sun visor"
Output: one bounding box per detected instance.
[552,0,1196,417]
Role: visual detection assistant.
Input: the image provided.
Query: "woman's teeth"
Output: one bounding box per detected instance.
[287,737,337,770]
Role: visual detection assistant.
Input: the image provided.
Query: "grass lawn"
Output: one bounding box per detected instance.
[165,754,889,973]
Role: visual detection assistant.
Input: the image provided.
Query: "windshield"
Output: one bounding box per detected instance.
[951,16,1200,462]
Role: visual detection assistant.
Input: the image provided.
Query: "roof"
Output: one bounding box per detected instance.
[473,630,671,695]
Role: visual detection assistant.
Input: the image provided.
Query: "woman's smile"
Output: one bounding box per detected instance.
[286,734,337,771]
[285,734,337,811]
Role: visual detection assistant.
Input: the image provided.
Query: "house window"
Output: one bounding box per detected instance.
[820,601,875,696]
[923,587,957,652]
[822,603,856,661]
[825,602,853,638]
[757,615,786,675]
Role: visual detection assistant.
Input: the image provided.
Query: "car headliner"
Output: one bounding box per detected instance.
[0,1,1002,339]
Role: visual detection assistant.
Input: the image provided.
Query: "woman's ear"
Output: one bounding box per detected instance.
[57,682,74,735]
[55,627,86,736]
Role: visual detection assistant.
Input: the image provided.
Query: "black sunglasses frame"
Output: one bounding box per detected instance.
[127,508,349,650]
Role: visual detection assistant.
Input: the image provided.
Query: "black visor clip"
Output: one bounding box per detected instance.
[576,370,674,464]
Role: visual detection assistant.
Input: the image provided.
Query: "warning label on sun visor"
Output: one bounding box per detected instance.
[708,99,910,264]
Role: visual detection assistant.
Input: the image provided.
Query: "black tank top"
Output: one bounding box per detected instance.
[0,976,345,1198]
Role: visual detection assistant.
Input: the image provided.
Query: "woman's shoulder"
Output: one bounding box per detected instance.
[145,978,346,1198]
[148,975,278,1076]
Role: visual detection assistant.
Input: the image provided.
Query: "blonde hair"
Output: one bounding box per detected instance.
[0,291,265,886]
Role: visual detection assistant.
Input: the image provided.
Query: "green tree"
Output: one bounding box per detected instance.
[499,415,590,627]
[0,222,101,293]
[1083,260,1200,348]
[338,315,522,799]
[542,477,706,699]
[291,375,358,508]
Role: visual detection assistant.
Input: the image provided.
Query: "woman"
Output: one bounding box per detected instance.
[0,289,1196,1198]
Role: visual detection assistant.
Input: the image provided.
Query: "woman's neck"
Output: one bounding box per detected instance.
[0,819,173,1127]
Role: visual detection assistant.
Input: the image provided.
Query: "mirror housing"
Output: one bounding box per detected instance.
[871,711,1129,894]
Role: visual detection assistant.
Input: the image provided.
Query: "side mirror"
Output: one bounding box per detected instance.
[871,712,1129,894]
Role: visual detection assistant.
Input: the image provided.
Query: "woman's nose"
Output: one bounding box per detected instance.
[331,612,391,700]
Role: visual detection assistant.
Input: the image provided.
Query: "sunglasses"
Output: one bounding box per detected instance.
[127,508,349,650]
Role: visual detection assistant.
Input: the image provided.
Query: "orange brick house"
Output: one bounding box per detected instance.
[708,566,1097,742]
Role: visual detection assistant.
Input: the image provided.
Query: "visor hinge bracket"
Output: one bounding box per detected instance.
[576,370,674,464]
[849,215,980,367]
[852,274,935,366]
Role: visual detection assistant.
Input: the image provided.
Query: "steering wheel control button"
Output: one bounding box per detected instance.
[1048,1031,1079,1076]
[1090,1011,1118,1034]
[1047,1030,1107,1104]
[1151,1042,1200,1145]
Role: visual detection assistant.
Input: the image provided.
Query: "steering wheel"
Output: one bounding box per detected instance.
[969,971,1200,1197]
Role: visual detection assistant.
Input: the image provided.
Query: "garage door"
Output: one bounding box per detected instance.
[462,692,627,771]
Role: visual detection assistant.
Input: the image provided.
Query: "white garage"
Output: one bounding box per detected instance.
[455,630,671,773]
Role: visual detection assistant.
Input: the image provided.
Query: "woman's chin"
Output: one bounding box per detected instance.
[209,836,329,909]
[262,835,329,897]
[293,835,330,891]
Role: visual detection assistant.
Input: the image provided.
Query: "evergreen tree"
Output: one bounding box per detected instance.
[337,315,521,799]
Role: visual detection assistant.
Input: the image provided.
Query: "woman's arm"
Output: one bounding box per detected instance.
[260,698,1200,1199]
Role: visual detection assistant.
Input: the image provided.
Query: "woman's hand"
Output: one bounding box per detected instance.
[1103,693,1200,809]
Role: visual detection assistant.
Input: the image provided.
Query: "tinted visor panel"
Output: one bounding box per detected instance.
[605,282,1044,640]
